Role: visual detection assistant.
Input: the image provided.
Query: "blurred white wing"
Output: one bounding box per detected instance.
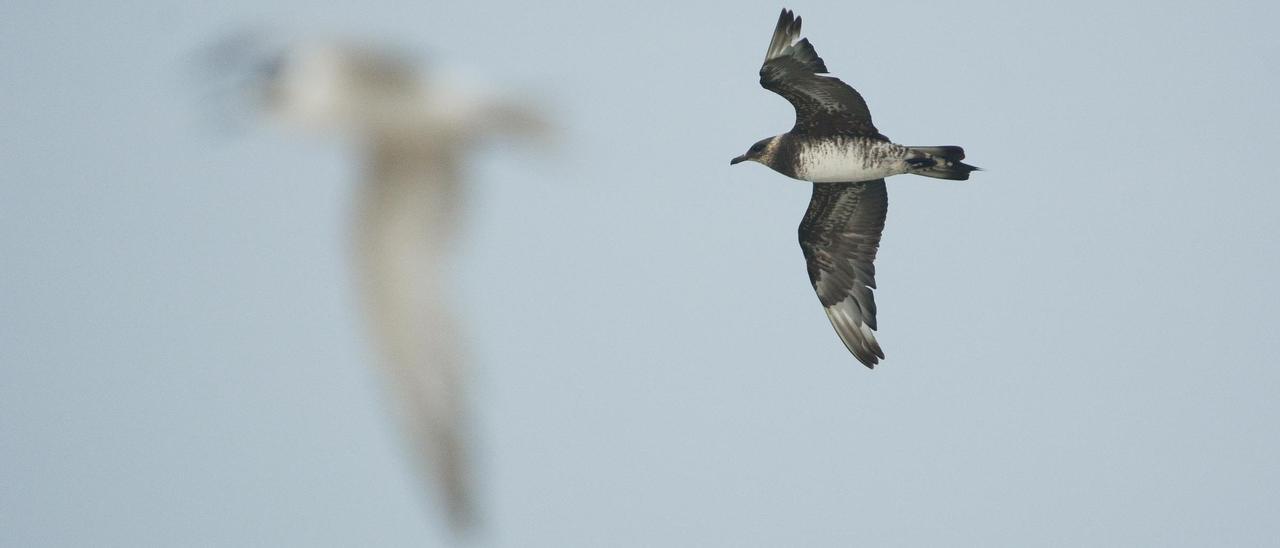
[204,36,551,534]
[356,134,473,529]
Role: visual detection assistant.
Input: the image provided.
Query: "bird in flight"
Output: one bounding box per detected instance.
[731,9,979,368]
[201,36,550,533]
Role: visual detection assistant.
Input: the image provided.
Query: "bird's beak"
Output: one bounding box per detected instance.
[730,154,747,165]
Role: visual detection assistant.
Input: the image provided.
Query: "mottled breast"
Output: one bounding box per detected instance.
[793,136,911,183]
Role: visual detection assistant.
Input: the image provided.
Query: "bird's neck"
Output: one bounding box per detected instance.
[761,134,799,179]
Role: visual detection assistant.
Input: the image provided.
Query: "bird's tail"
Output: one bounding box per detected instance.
[905,146,980,181]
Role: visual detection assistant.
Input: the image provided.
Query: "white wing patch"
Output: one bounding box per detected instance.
[823,297,883,364]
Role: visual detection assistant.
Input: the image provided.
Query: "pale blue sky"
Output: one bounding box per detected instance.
[4,1,1280,546]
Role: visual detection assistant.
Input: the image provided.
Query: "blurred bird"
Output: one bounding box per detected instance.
[200,34,550,533]
[731,9,980,368]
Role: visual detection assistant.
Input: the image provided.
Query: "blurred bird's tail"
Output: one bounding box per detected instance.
[906,145,980,181]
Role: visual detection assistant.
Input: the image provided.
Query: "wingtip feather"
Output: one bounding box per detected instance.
[766,8,802,61]
[825,303,883,368]
[763,8,828,74]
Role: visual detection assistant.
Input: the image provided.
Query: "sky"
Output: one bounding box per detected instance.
[3,1,1280,546]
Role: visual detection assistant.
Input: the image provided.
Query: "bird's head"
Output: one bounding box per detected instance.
[730,137,776,166]
[258,42,423,133]
[195,32,425,135]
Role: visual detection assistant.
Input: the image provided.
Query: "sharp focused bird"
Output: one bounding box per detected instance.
[731,9,980,368]
[203,36,550,533]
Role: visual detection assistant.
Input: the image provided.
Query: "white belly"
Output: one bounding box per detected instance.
[794,139,909,183]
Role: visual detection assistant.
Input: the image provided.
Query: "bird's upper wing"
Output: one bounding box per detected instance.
[760,9,884,139]
[798,179,888,367]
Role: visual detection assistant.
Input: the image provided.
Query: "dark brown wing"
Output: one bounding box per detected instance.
[798,180,888,367]
[760,9,884,139]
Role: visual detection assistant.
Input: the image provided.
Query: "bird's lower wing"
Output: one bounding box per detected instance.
[355,142,474,531]
[798,180,888,367]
